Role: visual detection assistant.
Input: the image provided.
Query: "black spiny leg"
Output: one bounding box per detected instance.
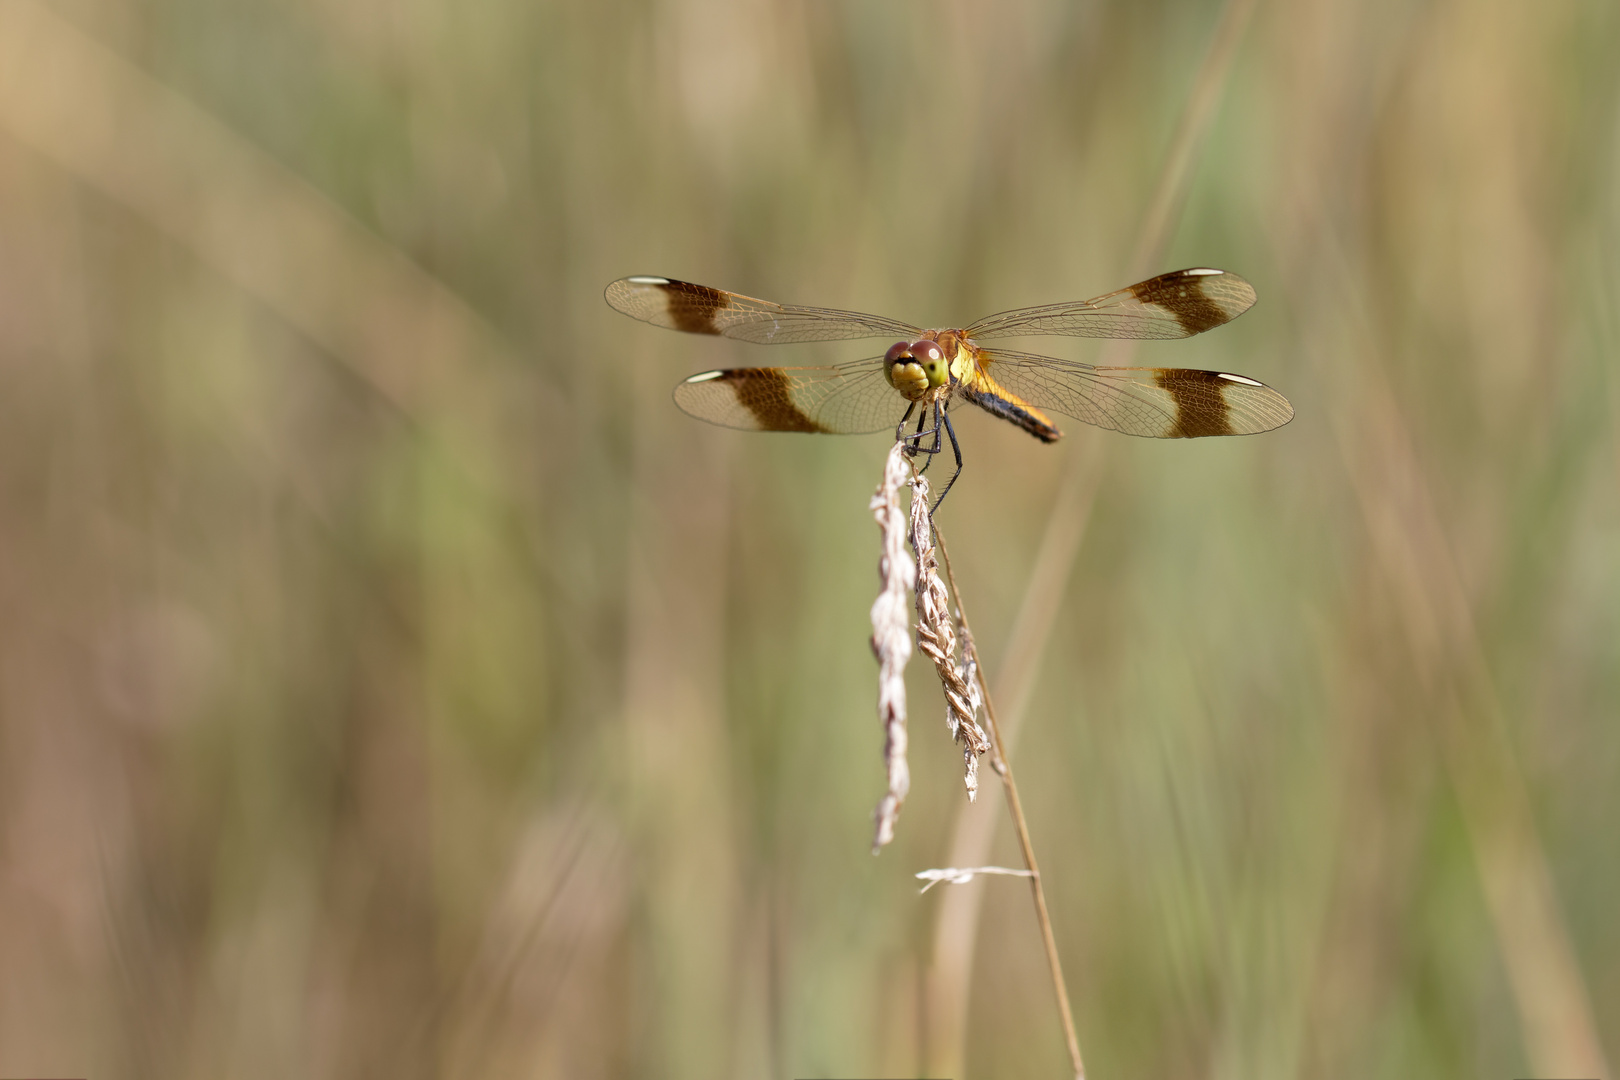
[914,401,944,475]
[893,401,917,447]
[928,403,964,513]
[900,398,945,473]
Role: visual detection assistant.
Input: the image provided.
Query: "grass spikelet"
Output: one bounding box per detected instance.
[869,441,915,851]
[908,471,990,800]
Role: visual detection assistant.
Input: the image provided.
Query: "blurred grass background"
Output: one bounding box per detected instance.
[0,0,1617,1077]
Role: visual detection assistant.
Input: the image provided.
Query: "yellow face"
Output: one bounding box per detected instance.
[883,339,949,401]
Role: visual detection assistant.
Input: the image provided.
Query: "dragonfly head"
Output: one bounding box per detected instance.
[883,339,949,401]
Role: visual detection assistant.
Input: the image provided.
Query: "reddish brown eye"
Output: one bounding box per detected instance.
[885,341,912,363]
[914,341,942,363]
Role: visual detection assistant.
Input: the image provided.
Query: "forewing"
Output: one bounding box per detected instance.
[607,277,920,343]
[976,349,1294,438]
[672,358,909,434]
[965,269,1257,341]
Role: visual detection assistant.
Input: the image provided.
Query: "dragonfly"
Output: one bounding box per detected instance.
[604,269,1293,507]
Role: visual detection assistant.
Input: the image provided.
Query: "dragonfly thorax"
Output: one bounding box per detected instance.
[883,338,951,401]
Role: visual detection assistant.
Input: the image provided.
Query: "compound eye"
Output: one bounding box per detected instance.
[913,341,946,383]
[883,340,930,398]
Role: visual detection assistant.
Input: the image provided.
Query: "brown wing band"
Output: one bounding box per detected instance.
[1154,369,1235,437]
[657,280,730,335]
[1131,275,1232,336]
[715,369,829,433]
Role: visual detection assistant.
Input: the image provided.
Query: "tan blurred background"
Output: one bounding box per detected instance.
[0,0,1617,1077]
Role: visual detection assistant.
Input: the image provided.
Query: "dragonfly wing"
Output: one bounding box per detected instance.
[965,269,1257,341]
[974,349,1294,438]
[607,277,921,343]
[672,358,910,434]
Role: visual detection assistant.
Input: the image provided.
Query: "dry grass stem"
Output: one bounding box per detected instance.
[869,442,916,851]
[915,866,1035,894]
[870,446,1083,1071]
[933,527,1087,1080]
[908,471,990,800]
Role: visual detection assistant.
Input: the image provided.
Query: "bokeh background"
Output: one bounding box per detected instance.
[1,0,1617,1077]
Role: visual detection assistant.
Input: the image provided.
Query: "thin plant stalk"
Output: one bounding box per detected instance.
[933,523,1086,1080]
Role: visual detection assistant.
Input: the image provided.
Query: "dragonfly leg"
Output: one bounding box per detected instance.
[901,400,946,478]
[914,401,946,473]
[893,401,917,446]
[928,404,964,513]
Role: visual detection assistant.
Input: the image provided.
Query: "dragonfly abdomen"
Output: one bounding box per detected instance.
[958,382,1062,443]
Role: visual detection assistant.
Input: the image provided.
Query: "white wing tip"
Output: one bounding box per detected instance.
[1186,267,1224,276]
[684,370,726,383]
[1217,372,1264,386]
[625,275,670,285]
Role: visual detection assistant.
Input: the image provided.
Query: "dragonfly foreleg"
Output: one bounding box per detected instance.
[893,401,918,447]
[899,399,945,467]
[914,401,947,473]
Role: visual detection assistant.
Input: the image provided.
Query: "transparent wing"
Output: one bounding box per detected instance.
[672,358,913,434]
[607,277,921,344]
[965,269,1257,341]
[973,349,1294,438]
